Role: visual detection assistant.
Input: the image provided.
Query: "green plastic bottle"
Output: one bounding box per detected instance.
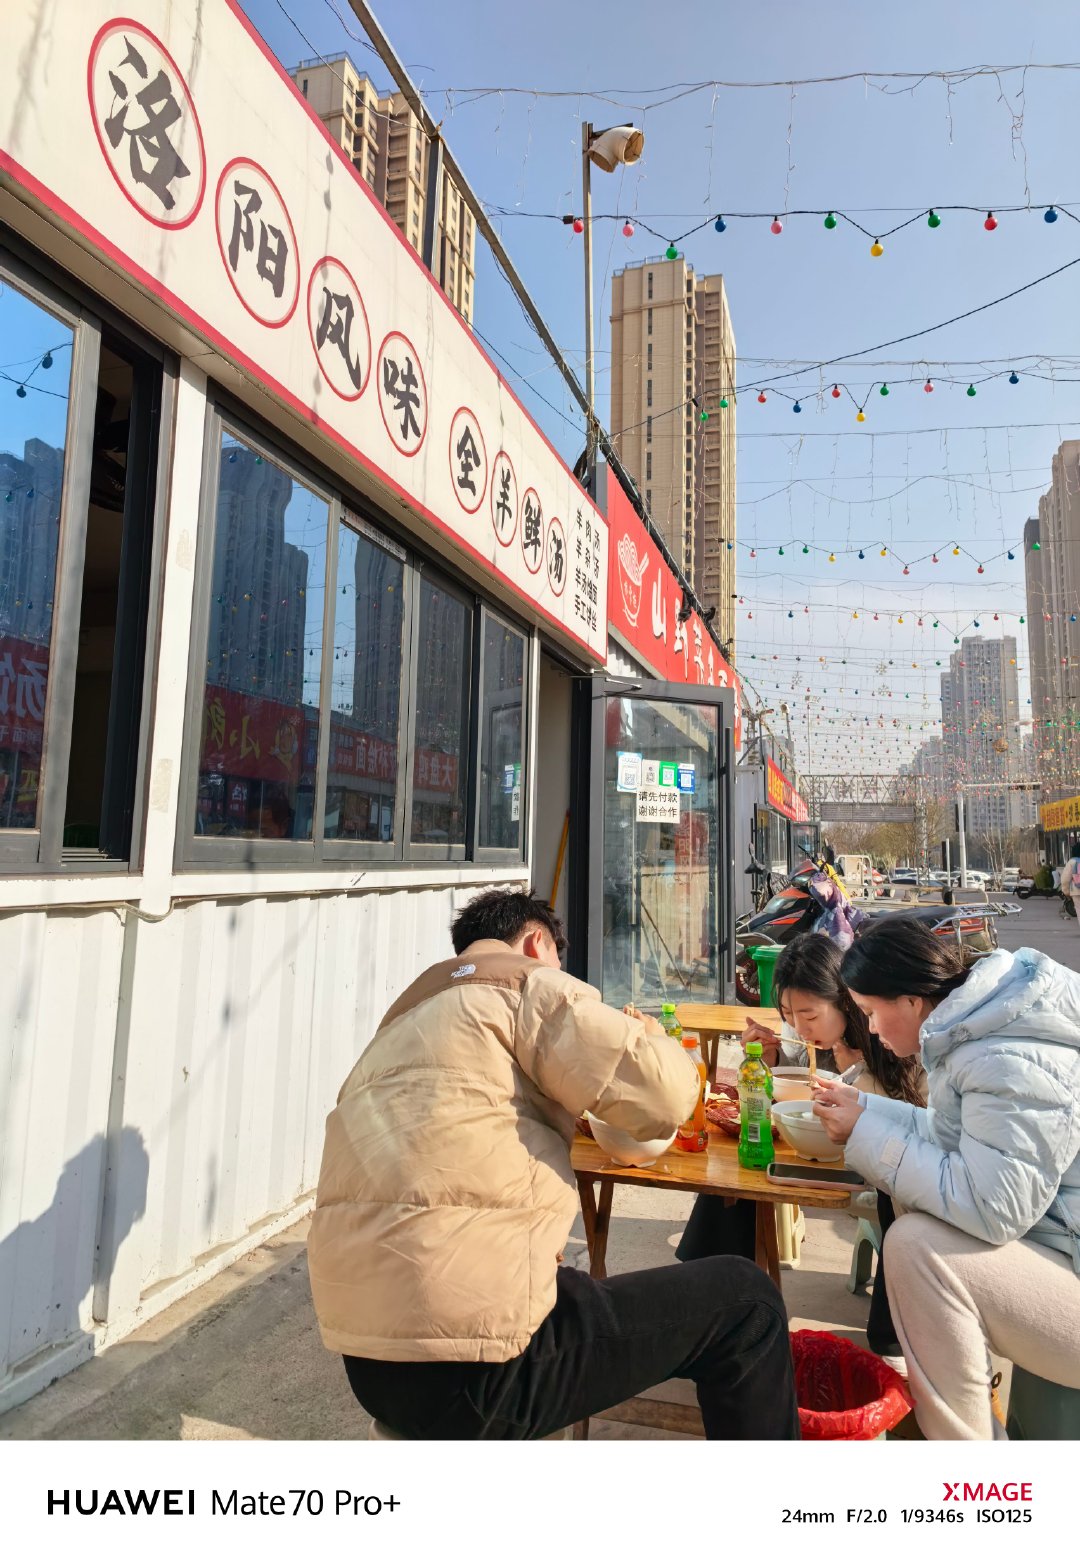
[660,1003,682,1043]
[737,1041,775,1170]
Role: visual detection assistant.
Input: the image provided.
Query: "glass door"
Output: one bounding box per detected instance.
[571,679,735,1008]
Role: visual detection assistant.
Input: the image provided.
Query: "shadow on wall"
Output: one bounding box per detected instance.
[0,1128,149,1395]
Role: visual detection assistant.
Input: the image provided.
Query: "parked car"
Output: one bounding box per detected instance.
[1000,867,1022,893]
[892,866,917,885]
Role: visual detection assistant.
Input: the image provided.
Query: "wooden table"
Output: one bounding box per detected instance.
[572,1129,851,1289]
[675,1003,782,1082]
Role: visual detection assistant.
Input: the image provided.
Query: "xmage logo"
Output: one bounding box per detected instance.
[942,1483,1032,1503]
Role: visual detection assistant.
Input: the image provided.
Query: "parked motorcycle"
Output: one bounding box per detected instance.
[734,857,1004,1005]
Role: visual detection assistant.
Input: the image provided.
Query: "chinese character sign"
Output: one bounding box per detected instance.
[448,407,488,514]
[307,257,371,401]
[88,20,205,227]
[377,331,427,456]
[215,157,299,326]
[5,0,609,662]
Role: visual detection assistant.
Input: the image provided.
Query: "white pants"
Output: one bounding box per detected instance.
[884,1212,1080,1440]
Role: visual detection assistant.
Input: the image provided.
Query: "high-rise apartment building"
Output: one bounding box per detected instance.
[291,55,475,323]
[609,256,736,650]
[1025,443,1080,795]
[940,635,1029,834]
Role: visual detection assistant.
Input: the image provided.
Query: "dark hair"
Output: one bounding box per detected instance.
[450,889,567,957]
[775,934,924,1105]
[840,917,969,1006]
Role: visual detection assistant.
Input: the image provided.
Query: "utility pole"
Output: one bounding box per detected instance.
[582,121,596,469]
[957,789,969,890]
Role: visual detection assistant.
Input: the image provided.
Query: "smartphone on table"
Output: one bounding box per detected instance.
[766,1163,867,1193]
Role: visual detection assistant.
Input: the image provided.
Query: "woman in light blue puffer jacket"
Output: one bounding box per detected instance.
[814,919,1080,1440]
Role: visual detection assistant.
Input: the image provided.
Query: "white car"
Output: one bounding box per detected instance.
[1000,867,1022,893]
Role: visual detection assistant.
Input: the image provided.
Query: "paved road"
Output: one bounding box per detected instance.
[993,895,1080,970]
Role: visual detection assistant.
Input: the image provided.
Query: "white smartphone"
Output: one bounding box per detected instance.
[766,1162,868,1193]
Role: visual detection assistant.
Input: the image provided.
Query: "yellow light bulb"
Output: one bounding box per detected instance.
[879,547,887,557]
[952,546,960,556]
[899,615,904,624]
[828,552,836,563]
[856,409,866,422]
[853,611,859,619]
[870,240,884,257]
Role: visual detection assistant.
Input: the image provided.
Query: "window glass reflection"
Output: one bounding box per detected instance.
[196,432,327,840]
[479,618,524,850]
[0,282,74,830]
[411,578,470,847]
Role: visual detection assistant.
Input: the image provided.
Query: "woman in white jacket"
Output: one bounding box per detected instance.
[814,918,1080,1440]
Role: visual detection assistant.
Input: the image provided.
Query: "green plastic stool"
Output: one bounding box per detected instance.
[847,1216,881,1294]
[751,944,782,1007]
[1006,1367,1080,1440]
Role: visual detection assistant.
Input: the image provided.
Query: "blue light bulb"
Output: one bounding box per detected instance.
[1009,371,1019,385]
[1045,206,1059,223]
[793,401,802,413]
[714,216,727,233]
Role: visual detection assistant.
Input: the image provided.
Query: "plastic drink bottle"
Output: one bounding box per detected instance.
[737,1041,775,1170]
[675,1031,708,1153]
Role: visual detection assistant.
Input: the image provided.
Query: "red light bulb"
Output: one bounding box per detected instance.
[984,211,998,231]
[771,217,783,235]
[622,221,635,238]
[831,384,841,399]
[932,553,939,563]
[903,565,910,576]
[572,218,584,235]
[924,379,934,393]
[757,391,767,403]
[977,564,985,574]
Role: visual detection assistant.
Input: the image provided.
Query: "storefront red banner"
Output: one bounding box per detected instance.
[767,756,809,823]
[605,482,742,745]
[202,686,305,784]
[0,634,48,759]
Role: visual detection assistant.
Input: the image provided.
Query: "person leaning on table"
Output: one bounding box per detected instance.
[307,889,800,1440]
[813,918,1080,1440]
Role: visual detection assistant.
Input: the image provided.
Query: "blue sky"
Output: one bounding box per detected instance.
[239,0,1080,774]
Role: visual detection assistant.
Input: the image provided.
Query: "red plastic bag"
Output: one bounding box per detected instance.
[792,1329,914,1441]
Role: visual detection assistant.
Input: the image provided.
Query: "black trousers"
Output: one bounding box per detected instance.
[344,1257,800,1440]
[676,1191,902,1357]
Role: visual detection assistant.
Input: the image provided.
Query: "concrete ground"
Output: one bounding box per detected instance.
[1,900,1069,1442]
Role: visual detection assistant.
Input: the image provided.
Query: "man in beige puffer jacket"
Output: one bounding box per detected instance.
[309,889,798,1439]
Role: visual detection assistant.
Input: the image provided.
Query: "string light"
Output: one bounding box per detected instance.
[924,379,934,392]
[572,217,584,235]
[771,216,783,235]
[927,209,941,228]
[1045,206,1059,223]
[714,216,727,233]
[665,243,678,259]
[622,221,635,237]
[984,211,998,231]
[870,239,884,257]
[824,211,837,229]
[831,384,841,398]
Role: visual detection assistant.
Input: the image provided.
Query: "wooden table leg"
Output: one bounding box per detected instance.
[590,1182,614,1280]
[576,1174,598,1263]
[754,1202,782,1290]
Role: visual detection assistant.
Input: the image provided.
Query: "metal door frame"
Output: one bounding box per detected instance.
[569,676,736,1003]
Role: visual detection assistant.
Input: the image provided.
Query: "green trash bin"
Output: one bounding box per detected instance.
[751,943,782,1008]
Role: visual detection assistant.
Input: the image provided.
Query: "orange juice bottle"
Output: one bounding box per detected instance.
[669,1017,708,1153]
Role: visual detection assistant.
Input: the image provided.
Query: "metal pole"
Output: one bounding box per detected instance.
[582,122,596,468]
[958,789,969,890]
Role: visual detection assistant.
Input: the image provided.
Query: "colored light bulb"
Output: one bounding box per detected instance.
[853,611,859,619]
[779,546,785,555]
[757,391,767,403]
[771,217,783,235]
[899,615,905,624]
[41,352,53,370]
[924,379,934,393]
[880,547,887,557]
[622,221,635,237]
[750,548,756,558]
[824,211,837,229]
[966,384,977,397]
[927,209,941,228]
[880,383,889,396]
[870,239,884,257]
[714,216,727,233]
[952,546,960,556]
[977,563,985,573]
[828,552,836,563]
[1045,206,1059,223]
[719,397,729,408]
[932,554,939,564]
[1020,615,1026,624]
[831,384,841,398]
[1007,550,1015,560]
[984,211,998,231]
[903,565,910,575]
[572,217,584,234]
[793,400,802,413]
[933,620,939,628]
[858,549,865,560]
[856,409,866,422]
[1032,539,1041,550]
[665,243,678,259]
[1009,371,1019,385]
[788,610,794,619]
[700,409,709,422]
[802,544,809,554]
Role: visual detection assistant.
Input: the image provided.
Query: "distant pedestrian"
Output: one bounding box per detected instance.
[1059,841,1080,925]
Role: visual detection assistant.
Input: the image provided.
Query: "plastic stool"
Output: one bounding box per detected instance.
[368,1419,571,1441]
[847,1216,881,1294]
[1006,1367,1080,1440]
[777,1202,806,1268]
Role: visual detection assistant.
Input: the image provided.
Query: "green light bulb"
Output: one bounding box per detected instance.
[927,209,941,228]
[824,211,837,230]
[665,244,678,260]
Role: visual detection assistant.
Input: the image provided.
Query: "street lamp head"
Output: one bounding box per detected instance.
[587,125,645,172]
